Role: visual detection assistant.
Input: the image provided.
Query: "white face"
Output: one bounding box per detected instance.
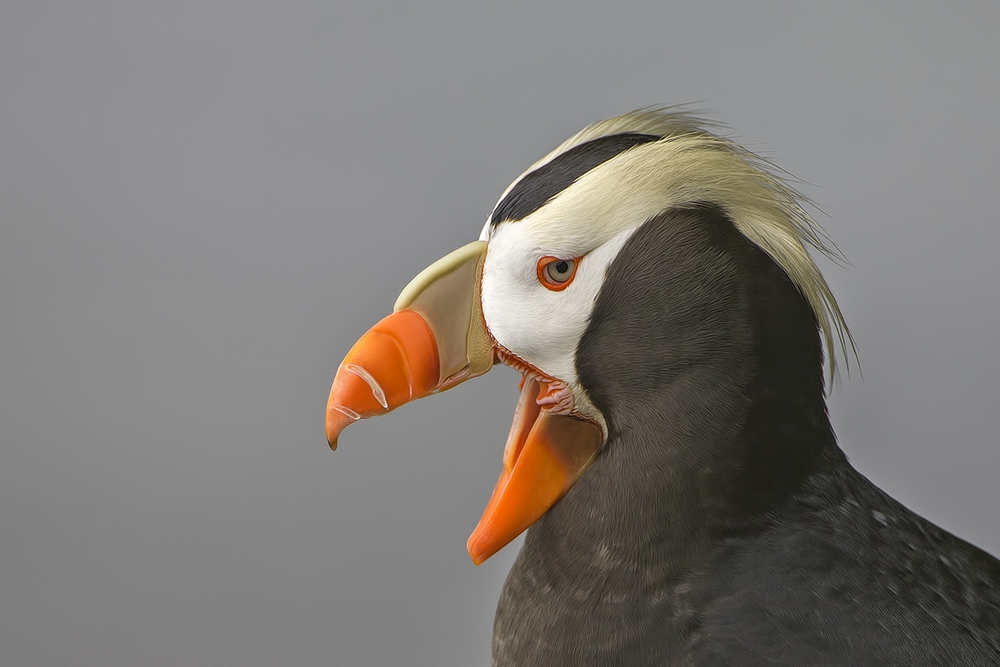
[479,215,639,429]
[475,136,761,429]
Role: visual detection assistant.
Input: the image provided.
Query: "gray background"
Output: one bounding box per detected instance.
[2,2,998,666]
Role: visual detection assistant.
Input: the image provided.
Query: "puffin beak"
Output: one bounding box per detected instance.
[326,241,493,447]
[326,240,603,564]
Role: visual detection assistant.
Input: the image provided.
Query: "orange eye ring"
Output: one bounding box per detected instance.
[536,256,579,291]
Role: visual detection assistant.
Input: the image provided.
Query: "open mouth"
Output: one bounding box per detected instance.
[493,346,582,472]
[466,346,604,563]
[494,346,576,414]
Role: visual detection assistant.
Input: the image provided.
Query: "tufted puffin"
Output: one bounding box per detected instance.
[325,108,1000,666]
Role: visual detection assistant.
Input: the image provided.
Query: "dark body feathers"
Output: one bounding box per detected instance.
[492,206,1000,666]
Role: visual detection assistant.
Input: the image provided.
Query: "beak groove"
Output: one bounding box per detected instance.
[344,363,389,409]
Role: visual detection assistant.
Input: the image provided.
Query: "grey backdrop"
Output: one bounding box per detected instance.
[2,3,998,666]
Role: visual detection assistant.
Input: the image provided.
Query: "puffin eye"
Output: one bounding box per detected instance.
[536,256,579,291]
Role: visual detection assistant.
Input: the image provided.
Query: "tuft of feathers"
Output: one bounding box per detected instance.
[488,106,856,382]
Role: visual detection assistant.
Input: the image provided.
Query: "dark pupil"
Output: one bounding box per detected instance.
[554,260,569,275]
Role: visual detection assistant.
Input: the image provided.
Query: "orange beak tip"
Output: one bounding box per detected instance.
[466,537,486,565]
[326,403,362,450]
[470,547,494,566]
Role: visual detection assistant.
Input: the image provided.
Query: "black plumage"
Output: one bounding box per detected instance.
[492,205,1000,666]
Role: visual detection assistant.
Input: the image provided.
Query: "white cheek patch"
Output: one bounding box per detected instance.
[481,222,639,421]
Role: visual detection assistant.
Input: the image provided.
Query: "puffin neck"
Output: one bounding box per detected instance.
[523,204,841,578]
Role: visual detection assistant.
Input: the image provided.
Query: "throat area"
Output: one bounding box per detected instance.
[534,382,840,577]
[518,377,789,563]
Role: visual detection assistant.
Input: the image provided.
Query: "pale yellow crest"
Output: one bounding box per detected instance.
[493,106,856,382]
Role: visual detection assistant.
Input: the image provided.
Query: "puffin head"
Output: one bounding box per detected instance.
[325,107,851,565]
